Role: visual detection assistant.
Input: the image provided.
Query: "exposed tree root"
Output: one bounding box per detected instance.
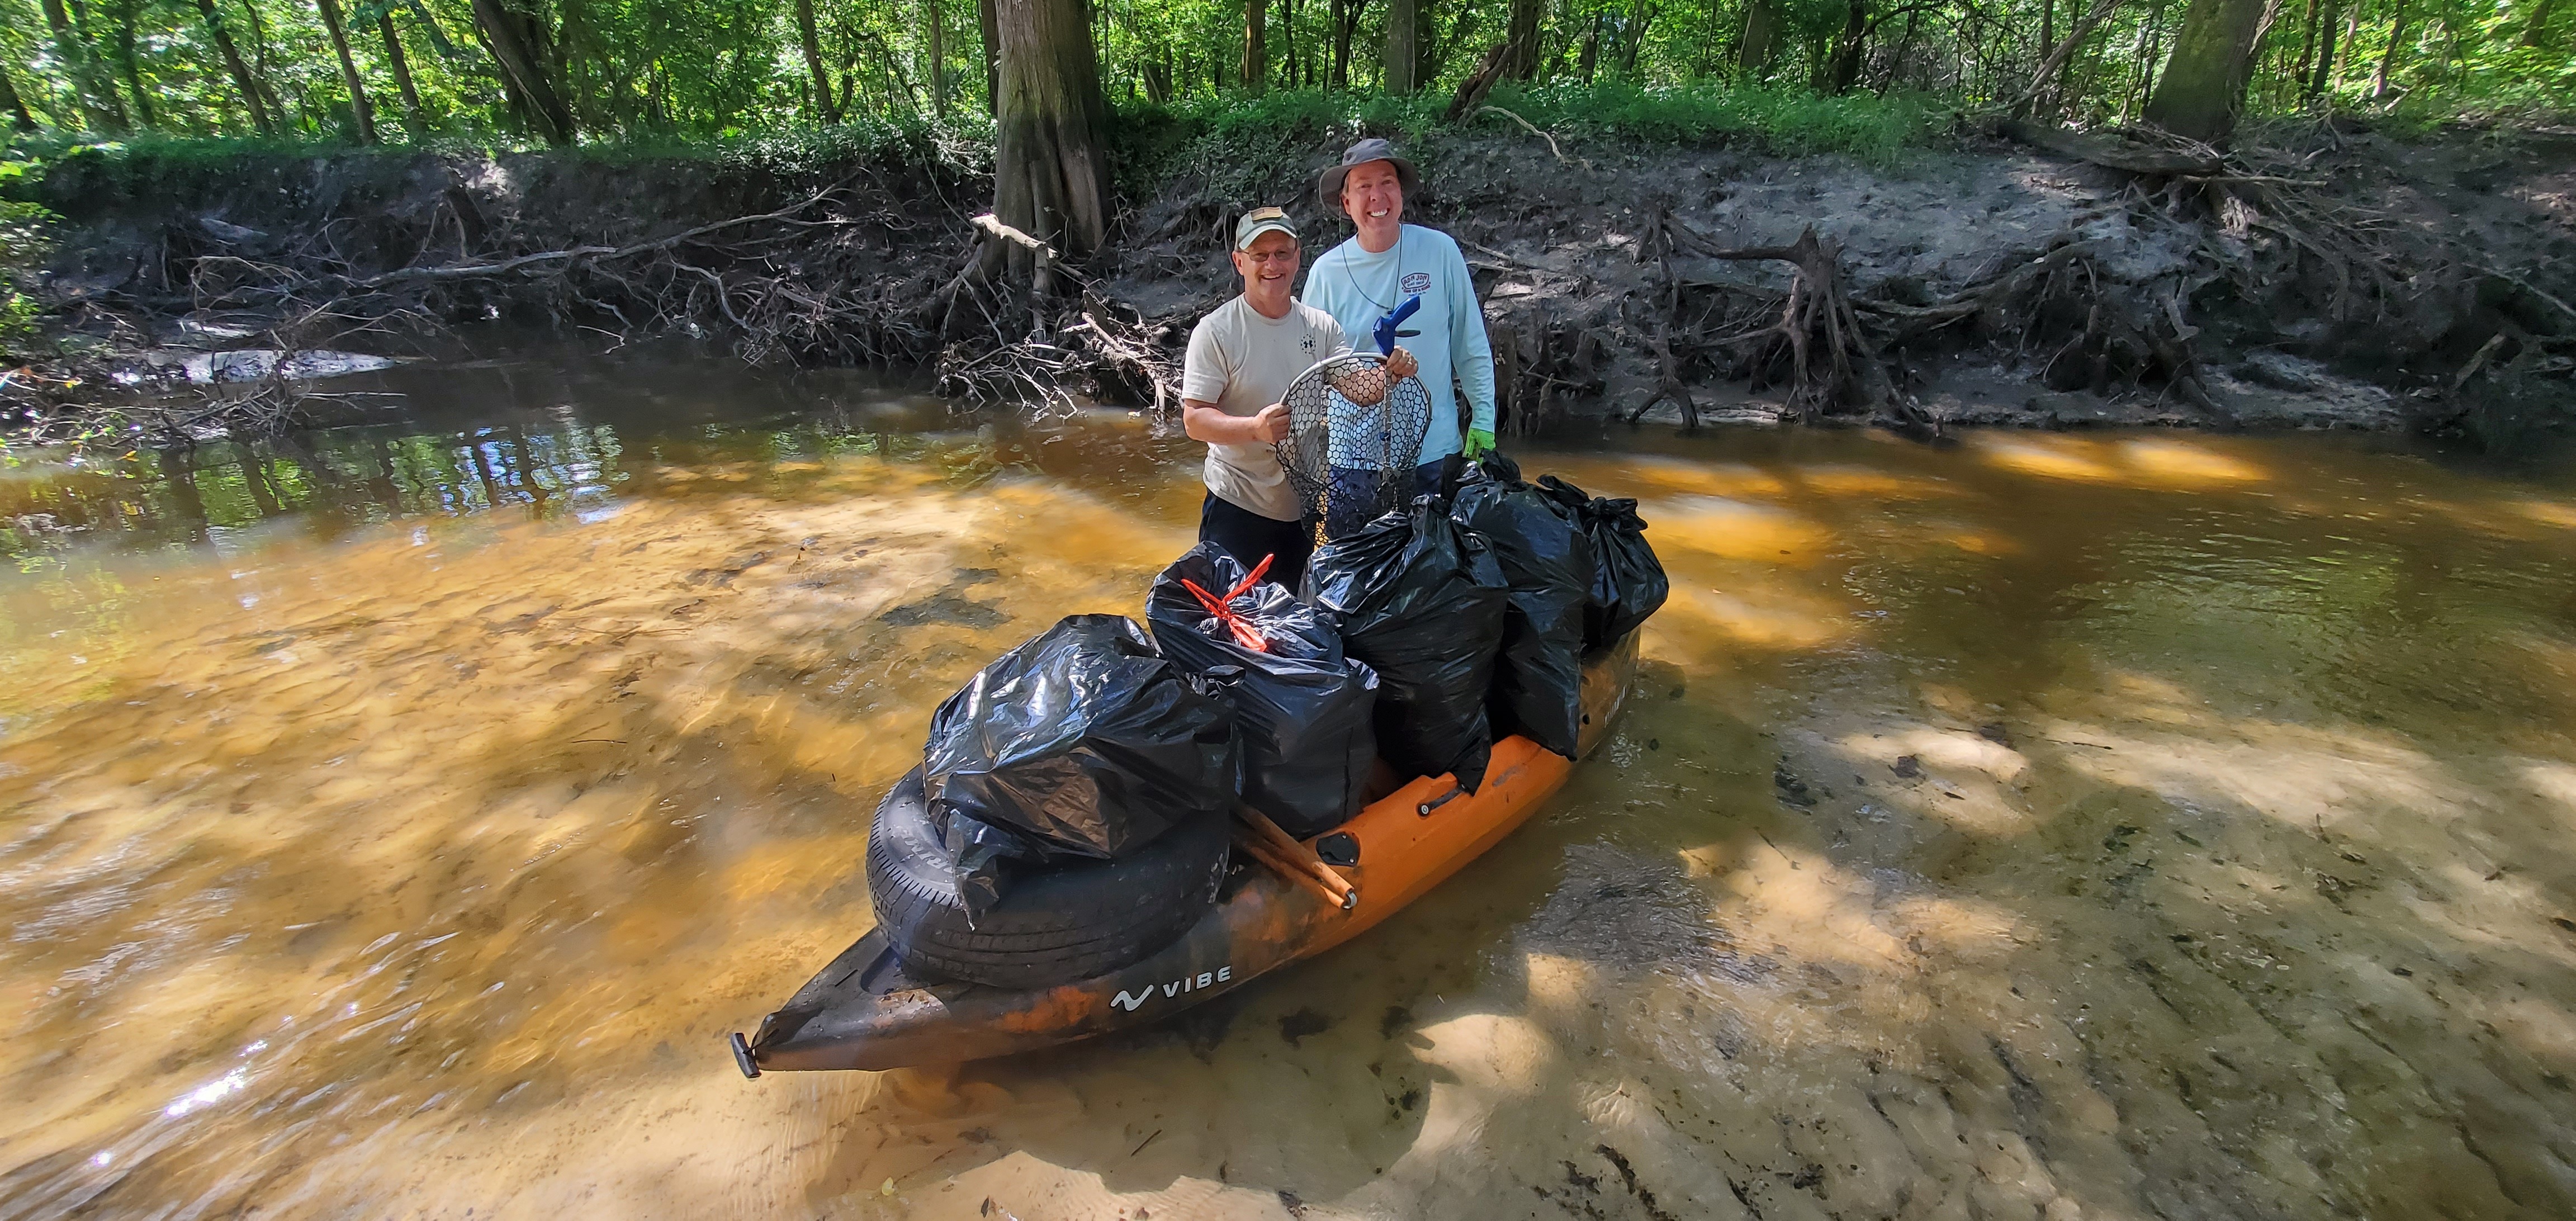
[1689,225,1896,422]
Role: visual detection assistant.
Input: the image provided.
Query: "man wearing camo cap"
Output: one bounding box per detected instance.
[1182,206,1417,590]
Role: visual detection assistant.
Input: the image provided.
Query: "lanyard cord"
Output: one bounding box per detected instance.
[1338,229,1408,317]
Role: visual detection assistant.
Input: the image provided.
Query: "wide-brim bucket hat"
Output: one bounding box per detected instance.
[1318,138,1422,209]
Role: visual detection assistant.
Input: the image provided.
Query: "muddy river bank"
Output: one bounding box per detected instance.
[4,354,2575,1219]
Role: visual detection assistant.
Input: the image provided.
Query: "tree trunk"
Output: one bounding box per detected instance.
[240,0,290,125]
[2304,0,2341,96]
[979,0,1001,111]
[1330,0,1349,84]
[379,15,426,133]
[2523,0,2559,46]
[1420,0,1466,83]
[471,0,576,144]
[1242,0,1267,91]
[2141,0,2279,143]
[2291,0,2318,82]
[1282,0,1300,87]
[992,0,1111,273]
[1825,0,1867,93]
[1384,0,1422,90]
[1736,0,1780,73]
[316,0,378,144]
[2015,0,2121,115]
[196,0,276,132]
[110,0,156,127]
[1144,47,1171,100]
[2370,0,2408,97]
[0,63,38,131]
[1332,0,1368,86]
[1504,0,1542,77]
[1884,8,1920,90]
[41,0,127,131]
[929,0,948,116]
[795,0,838,121]
[2127,0,2167,117]
[1618,0,1649,71]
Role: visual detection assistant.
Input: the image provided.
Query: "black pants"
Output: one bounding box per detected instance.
[1199,493,1315,593]
[1410,454,1465,501]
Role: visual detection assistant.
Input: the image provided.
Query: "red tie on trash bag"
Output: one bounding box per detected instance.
[1179,553,1275,654]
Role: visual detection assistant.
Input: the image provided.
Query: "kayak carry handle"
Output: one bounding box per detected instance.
[1415,781,1464,817]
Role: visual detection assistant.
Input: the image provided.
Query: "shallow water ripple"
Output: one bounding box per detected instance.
[3,369,2574,1219]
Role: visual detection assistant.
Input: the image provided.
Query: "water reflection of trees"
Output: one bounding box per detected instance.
[5,361,1202,570]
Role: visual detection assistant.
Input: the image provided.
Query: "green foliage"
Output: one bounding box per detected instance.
[0,190,54,356]
[0,0,2567,174]
[1109,79,1943,205]
[1109,89,1450,200]
[1478,80,1945,159]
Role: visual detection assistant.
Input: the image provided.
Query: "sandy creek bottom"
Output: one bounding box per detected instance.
[4,358,2576,1220]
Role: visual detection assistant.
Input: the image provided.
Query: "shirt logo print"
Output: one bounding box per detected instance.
[1300,334,1317,352]
[1401,272,1432,295]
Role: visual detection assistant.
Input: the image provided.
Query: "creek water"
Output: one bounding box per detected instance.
[3,354,2574,1220]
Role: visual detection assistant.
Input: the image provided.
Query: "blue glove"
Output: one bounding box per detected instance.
[1374,295,1422,357]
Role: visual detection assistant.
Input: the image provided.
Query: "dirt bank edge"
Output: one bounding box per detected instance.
[8,121,2572,442]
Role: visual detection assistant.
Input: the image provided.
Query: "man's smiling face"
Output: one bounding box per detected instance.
[1232,229,1301,293]
[1341,161,1405,231]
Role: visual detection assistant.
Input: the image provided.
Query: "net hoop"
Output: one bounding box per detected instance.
[1272,352,1432,542]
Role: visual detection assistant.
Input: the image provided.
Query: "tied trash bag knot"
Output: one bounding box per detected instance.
[1150,544,1378,837]
[1535,475,1671,651]
[1178,552,1276,654]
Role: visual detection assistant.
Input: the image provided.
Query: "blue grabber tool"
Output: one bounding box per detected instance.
[1374,295,1423,356]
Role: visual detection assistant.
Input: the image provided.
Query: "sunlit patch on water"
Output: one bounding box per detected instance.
[4,354,2576,1218]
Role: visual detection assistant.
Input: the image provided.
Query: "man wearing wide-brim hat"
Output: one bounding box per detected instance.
[1182,206,1418,590]
[1304,138,1498,499]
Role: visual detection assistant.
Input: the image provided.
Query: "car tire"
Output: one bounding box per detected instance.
[866,769,1230,990]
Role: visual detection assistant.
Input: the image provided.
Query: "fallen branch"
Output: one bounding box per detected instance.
[357,190,851,288]
[1475,106,1591,170]
[1445,42,1512,122]
[1996,119,2223,176]
[970,212,1057,259]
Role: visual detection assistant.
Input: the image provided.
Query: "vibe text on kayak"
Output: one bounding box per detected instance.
[1111,967,1234,1011]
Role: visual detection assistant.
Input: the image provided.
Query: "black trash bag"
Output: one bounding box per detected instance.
[922,614,1240,893]
[1306,496,1510,792]
[1148,542,1380,837]
[1451,454,1594,758]
[1537,475,1671,650]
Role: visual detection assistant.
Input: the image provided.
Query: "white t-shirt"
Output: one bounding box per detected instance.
[1181,295,1351,522]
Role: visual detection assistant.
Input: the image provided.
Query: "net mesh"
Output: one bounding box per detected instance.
[1273,353,1432,541]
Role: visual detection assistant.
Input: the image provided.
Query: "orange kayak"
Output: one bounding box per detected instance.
[733,632,1639,1075]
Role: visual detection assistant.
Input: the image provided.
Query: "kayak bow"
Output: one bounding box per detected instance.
[735,631,1638,1075]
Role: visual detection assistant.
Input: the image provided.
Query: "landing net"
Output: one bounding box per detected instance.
[1273,353,1432,542]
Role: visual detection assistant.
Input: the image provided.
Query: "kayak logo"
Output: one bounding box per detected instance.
[1111,967,1233,1011]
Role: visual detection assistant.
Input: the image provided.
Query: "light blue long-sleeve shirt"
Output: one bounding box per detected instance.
[1303,224,1497,463]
